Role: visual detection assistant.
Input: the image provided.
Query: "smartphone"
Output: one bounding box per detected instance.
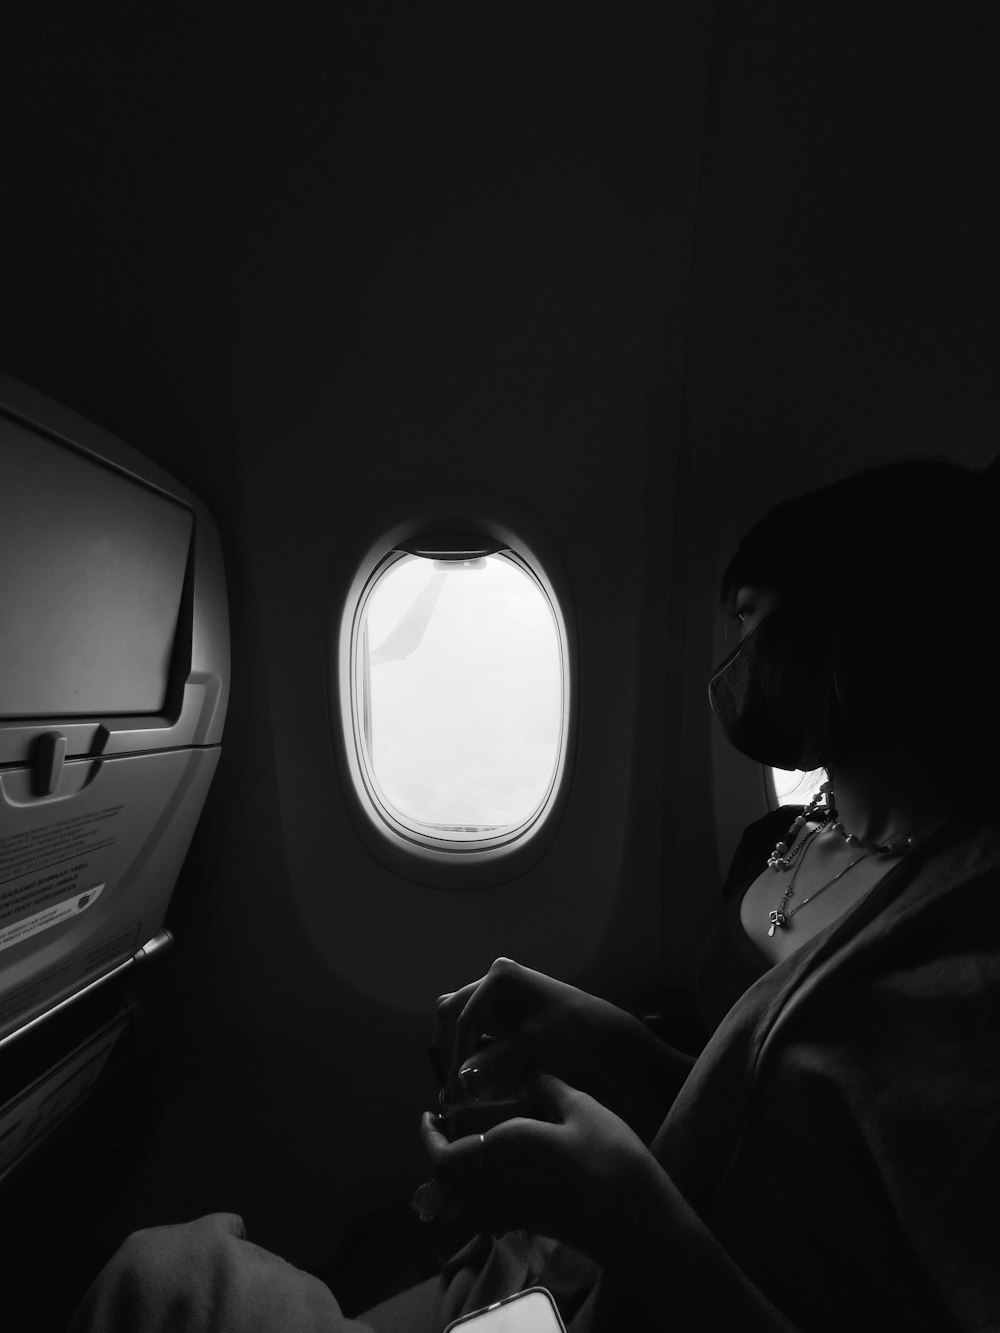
[444,1287,567,1333]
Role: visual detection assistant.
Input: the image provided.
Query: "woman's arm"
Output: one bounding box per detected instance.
[582,1010,696,1145]
[607,1152,799,1332]
[432,959,696,1144]
[422,1073,799,1332]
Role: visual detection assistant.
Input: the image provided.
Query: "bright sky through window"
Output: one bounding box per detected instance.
[362,554,561,831]
[771,766,825,806]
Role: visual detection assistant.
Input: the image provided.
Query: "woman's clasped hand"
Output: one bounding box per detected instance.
[422,957,678,1266]
[420,1069,658,1269]
[431,957,684,1137]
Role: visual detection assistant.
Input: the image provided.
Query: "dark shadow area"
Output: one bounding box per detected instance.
[0,1037,162,1332]
[323,1202,443,1319]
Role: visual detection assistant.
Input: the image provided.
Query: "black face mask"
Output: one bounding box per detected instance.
[708,608,835,771]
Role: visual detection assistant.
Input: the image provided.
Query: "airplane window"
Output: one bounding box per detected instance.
[352,550,563,846]
[769,766,825,807]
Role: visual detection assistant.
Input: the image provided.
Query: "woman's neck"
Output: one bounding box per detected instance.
[824,742,987,846]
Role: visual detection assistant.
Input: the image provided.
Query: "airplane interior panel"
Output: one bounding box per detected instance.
[2,4,998,1330]
[0,419,193,719]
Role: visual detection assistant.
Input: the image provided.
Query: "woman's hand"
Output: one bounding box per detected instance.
[420,1070,662,1269]
[432,958,596,1093]
[431,957,693,1140]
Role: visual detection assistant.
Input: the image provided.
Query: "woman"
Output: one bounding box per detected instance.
[68,458,1000,1331]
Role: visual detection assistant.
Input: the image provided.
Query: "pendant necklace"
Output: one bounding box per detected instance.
[767,837,868,936]
[766,781,918,936]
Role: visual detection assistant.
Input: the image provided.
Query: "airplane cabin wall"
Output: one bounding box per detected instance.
[3,2,716,1271]
[2,0,998,1284]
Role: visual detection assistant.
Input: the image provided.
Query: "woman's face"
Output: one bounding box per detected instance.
[733,584,783,640]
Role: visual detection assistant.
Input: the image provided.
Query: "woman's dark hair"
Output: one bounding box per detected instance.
[720,456,1000,761]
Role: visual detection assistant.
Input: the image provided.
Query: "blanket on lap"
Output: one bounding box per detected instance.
[66,1213,366,1333]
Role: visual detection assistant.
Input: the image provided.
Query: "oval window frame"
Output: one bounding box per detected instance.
[328,486,577,890]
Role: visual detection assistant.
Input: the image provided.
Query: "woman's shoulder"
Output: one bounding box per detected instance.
[771,809,1000,1055]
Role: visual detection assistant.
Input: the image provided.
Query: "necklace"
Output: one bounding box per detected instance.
[767,836,868,935]
[767,779,915,871]
[766,780,919,935]
[767,789,828,870]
